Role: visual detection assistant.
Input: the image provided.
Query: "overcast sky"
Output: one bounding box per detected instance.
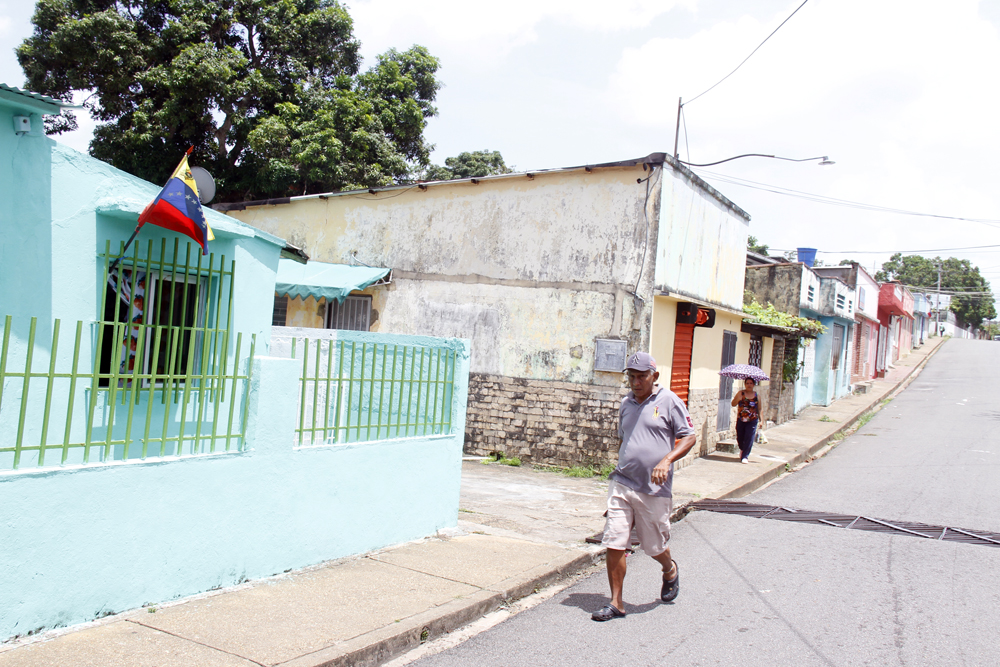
[3,0,999,300]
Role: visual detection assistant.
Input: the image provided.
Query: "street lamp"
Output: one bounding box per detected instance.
[676,154,835,168]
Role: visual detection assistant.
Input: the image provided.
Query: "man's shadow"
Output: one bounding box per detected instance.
[559,593,663,616]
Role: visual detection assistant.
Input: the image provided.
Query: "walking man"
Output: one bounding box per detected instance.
[592,352,696,621]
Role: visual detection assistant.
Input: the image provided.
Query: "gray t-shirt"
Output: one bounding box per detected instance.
[609,385,695,498]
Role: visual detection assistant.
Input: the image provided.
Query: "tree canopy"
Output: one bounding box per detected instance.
[422,150,512,181]
[747,235,769,256]
[875,253,996,328]
[17,0,441,200]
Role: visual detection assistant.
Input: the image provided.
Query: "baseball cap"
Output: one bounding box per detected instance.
[625,351,656,372]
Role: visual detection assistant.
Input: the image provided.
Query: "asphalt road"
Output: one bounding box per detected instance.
[410,339,1000,667]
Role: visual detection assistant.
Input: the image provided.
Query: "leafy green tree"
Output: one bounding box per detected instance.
[423,150,512,181]
[746,235,769,255]
[17,0,440,200]
[876,253,996,328]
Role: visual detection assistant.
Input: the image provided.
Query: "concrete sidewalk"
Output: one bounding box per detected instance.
[0,338,945,667]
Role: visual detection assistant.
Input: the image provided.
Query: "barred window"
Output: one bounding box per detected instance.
[100,268,208,384]
[272,295,288,326]
[98,240,233,388]
[326,295,372,331]
[749,335,763,368]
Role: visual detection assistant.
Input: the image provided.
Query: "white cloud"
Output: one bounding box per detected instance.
[348,0,696,59]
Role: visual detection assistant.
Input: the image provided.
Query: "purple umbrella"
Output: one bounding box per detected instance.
[718,364,770,382]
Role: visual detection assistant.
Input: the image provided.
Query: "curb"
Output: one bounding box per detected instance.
[690,338,947,504]
[278,548,602,667]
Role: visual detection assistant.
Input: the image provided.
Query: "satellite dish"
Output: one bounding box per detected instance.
[190,166,216,204]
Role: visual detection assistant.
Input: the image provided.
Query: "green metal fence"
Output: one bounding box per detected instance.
[292,337,457,446]
[0,240,256,471]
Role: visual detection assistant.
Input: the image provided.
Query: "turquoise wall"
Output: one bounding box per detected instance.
[0,341,470,640]
[0,92,285,468]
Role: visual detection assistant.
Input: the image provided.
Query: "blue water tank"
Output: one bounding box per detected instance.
[797,247,817,267]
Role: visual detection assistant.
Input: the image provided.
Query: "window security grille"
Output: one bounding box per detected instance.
[326,295,372,331]
[749,335,763,368]
[272,295,287,326]
[836,294,846,309]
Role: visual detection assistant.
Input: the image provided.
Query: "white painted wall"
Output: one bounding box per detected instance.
[653,168,750,311]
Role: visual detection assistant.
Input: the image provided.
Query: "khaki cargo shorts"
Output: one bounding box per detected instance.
[601,479,672,556]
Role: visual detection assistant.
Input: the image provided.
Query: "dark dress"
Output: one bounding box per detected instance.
[736,393,760,459]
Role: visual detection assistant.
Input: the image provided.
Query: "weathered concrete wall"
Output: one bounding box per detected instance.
[286,295,326,328]
[745,264,805,315]
[372,278,633,384]
[654,166,750,312]
[228,167,655,383]
[819,277,856,322]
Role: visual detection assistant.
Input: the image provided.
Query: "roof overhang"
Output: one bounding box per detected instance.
[275,259,391,303]
[0,83,82,115]
[740,321,799,338]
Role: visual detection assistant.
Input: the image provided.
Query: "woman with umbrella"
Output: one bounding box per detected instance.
[719,365,768,464]
[731,379,760,463]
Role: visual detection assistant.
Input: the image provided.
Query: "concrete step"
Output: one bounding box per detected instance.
[715,439,738,454]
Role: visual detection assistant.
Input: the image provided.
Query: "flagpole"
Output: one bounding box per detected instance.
[110,146,199,274]
[108,223,144,275]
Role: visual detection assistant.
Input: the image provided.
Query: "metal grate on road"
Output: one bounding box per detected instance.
[691,499,1000,548]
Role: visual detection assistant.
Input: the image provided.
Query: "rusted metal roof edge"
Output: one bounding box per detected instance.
[212,152,750,220]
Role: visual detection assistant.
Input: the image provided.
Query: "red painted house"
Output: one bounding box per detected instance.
[876,281,915,375]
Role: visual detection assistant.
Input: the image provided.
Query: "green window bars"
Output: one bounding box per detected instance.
[0,239,255,470]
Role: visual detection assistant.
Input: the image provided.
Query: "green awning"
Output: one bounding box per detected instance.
[275,259,390,303]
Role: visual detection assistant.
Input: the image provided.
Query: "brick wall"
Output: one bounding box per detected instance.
[465,374,743,469]
[464,373,627,467]
[776,382,796,423]
[767,338,786,422]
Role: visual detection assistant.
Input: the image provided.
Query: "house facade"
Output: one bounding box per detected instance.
[1,84,471,640]
[744,261,856,411]
[222,153,766,467]
[876,282,915,370]
[814,263,879,384]
[911,292,931,345]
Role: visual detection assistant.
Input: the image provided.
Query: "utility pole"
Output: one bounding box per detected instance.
[935,261,943,336]
[673,98,683,159]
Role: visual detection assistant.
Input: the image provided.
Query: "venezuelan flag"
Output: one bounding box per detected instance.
[138,149,215,254]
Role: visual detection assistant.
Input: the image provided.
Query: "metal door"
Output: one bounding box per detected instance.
[670,323,695,405]
[716,330,737,431]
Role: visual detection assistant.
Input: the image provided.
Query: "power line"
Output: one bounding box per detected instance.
[685,0,811,106]
[697,170,1000,227]
[770,244,1000,254]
